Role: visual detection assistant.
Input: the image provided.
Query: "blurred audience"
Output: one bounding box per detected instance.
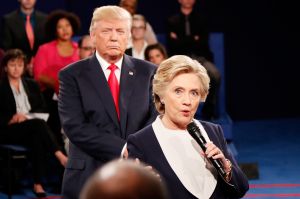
[119,0,157,45]
[1,0,48,77]
[144,43,168,65]
[166,0,221,120]
[0,49,67,197]
[80,159,169,199]
[78,35,95,59]
[125,14,148,60]
[33,9,80,152]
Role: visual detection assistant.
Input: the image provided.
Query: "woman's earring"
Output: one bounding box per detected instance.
[161,100,164,105]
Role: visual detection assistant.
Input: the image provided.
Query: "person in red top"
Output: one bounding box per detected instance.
[33,9,80,94]
[33,9,81,153]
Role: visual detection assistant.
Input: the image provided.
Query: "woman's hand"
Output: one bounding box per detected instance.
[204,142,232,181]
[122,147,128,159]
[205,142,226,161]
[8,113,28,124]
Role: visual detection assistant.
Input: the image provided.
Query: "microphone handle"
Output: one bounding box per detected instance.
[190,131,227,177]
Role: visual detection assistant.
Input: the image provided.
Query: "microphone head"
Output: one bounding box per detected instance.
[187,121,199,133]
[187,121,205,144]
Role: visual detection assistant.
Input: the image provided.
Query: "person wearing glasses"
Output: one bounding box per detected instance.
[119,0,157,45]
[125,14,148,60]
[78,35,95,59]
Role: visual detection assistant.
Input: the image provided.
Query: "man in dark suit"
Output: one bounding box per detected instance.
[1,0,47,76]
[58,6,157,199]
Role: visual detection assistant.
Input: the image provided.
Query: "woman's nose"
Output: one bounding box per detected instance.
[182,93,192,105]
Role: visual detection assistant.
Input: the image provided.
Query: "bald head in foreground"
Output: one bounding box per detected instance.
[80,159,168,199]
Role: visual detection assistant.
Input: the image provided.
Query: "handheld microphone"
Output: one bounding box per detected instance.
[187,121,226,178]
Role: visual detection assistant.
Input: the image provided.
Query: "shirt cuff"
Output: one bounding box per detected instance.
[120,143,127,158]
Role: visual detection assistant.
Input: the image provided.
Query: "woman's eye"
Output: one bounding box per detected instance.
[191,91,199,96]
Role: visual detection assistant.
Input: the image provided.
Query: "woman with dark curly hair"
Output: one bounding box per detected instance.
[33,10,81,153]
[33,9,81,94]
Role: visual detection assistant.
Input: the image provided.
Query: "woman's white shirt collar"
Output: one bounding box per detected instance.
[152,116,217,199]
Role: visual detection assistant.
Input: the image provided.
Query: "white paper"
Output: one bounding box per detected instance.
[26,113,49,121]
[52,93,58,101]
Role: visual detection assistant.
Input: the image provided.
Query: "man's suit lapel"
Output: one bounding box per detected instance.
[86,55,120,127]
[119,55,136,138]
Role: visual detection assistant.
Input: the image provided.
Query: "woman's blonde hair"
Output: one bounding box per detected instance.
[153,55,210,114]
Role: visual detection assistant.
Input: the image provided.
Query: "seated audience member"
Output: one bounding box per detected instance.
[125,14,148,60]
[166,0,221,120]
[33,9,80,94]
[127,55,249,199]
[0,49,67,197]
[78,35,95,59]
[144,43,168,65]
[119,0,157,45]
[1,0,48,77]
[80,159,169,199]
[33,9,81,151]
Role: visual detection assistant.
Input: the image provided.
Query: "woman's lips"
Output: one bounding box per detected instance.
[181,110,191,116]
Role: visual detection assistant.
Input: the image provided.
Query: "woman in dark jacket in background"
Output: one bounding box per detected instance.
[0,49,67,197]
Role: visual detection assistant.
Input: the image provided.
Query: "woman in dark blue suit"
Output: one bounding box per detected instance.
[127,55,249,199]
[0,49,67,197]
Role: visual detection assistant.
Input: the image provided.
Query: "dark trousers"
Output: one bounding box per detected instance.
[0,119,60,183]
[42,89,65,151]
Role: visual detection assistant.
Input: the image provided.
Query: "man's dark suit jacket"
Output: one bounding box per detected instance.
[1,10,47,60]
[0,77,46,130]
[125,48,133,56]
[127,121,249,199]
[58,54,157,199]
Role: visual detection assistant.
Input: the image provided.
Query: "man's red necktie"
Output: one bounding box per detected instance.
[108,64,120,119]
[25,15,35,50]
